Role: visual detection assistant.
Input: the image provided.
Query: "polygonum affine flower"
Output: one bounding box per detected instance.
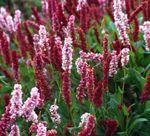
[21,87,41,123]
[93,81,103,107]
[113,0,130,46]
[62,36,73,72]
[77,0,87,11]
[103,119,118,136]
[11,50,20,82]
[75,58,87,102]
[0,7,21,32]
[37,122,47,136]
[78,113,95,136]
[140,76,150,102]
[38,25,49,46]
[9,84,23,119]
[67,15,75,42]
[140,21,150,51]
[61,71,72,106]
[121,48,130,67]
[41,0,49,15]
[9,124,20,136]
[80,50,103,62]
[109,51,119,77]
[49,104,61,128]
[86,66,95,102]
[30,122,57,136]
[0,30,11,65]
[46,129,57,136]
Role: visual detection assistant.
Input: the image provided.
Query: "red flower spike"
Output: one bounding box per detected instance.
[103,119,118,136]
[0,30,11,65]
[93,82,103,107]
[102,33,111,91]
[61,71,72,106]
[140,76,150,102]
[11,50,20,83]
[86,67,95,102]
[77,28,87,51]
[78,114,95,136]
[16,24,27,59]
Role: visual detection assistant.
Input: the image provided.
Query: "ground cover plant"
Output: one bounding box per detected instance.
[0,0,150,135]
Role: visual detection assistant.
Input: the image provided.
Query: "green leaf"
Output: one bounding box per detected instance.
[128,118,148,134]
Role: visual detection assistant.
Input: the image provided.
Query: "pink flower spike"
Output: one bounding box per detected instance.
[41,0,49,15]
[109,51,119,77]
[62,37,73,72]
[140,21,150,51]
[77,0,87,11]
[9,84,23,119]
[21,87,40,123]
[78,113,96,136]
[121,48,130,67]
[9,125,20,136]
[37,122,47,136]
[113,0,130,46]
[80,50,103,62]
[49,104,61,128]
[14,10,21,30]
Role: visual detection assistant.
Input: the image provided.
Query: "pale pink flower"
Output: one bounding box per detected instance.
[14,10,21,30]
[21,87,40,123]
[41,0,49,15]
[49,104,61,128]
[62,37,73,72]
[77,0,87,11]
[9,84,23,119]
[37,122,47,136]
[121,48,130,66]
[9,125,20,136]
[0,7,21,32]
[113,0,130,46]
[80,50,103,62]
[109,51,119,77]
[140,21,150,51]
[6,15,15,32]
[38,25,49,46]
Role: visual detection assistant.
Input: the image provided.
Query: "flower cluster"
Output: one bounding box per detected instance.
[77,0,87,11]
[0,84,23,135]
[78,113,96,136]
[75,58,87,102]
[29,122,57,136]
[113,0,130,46]
[75,58,95,102]
[0,30,11,65]
[140,21,150,51]
[140,76,150,102]
[103,119,118,136]
[62,37,73,72]
[38,25,49,47]
[0,7,21,32]
[49,104,61,127]
[21,87,41,123]
[37,122,47,136]
[80,50,103,62]
[9,84,23,119]
[41,0,49,15]
[9,125,20,136]
[121,48,130,67]
[109,51,119,77]
[62,15,75,72]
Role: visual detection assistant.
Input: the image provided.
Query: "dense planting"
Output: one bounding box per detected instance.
[0,0,150,136]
